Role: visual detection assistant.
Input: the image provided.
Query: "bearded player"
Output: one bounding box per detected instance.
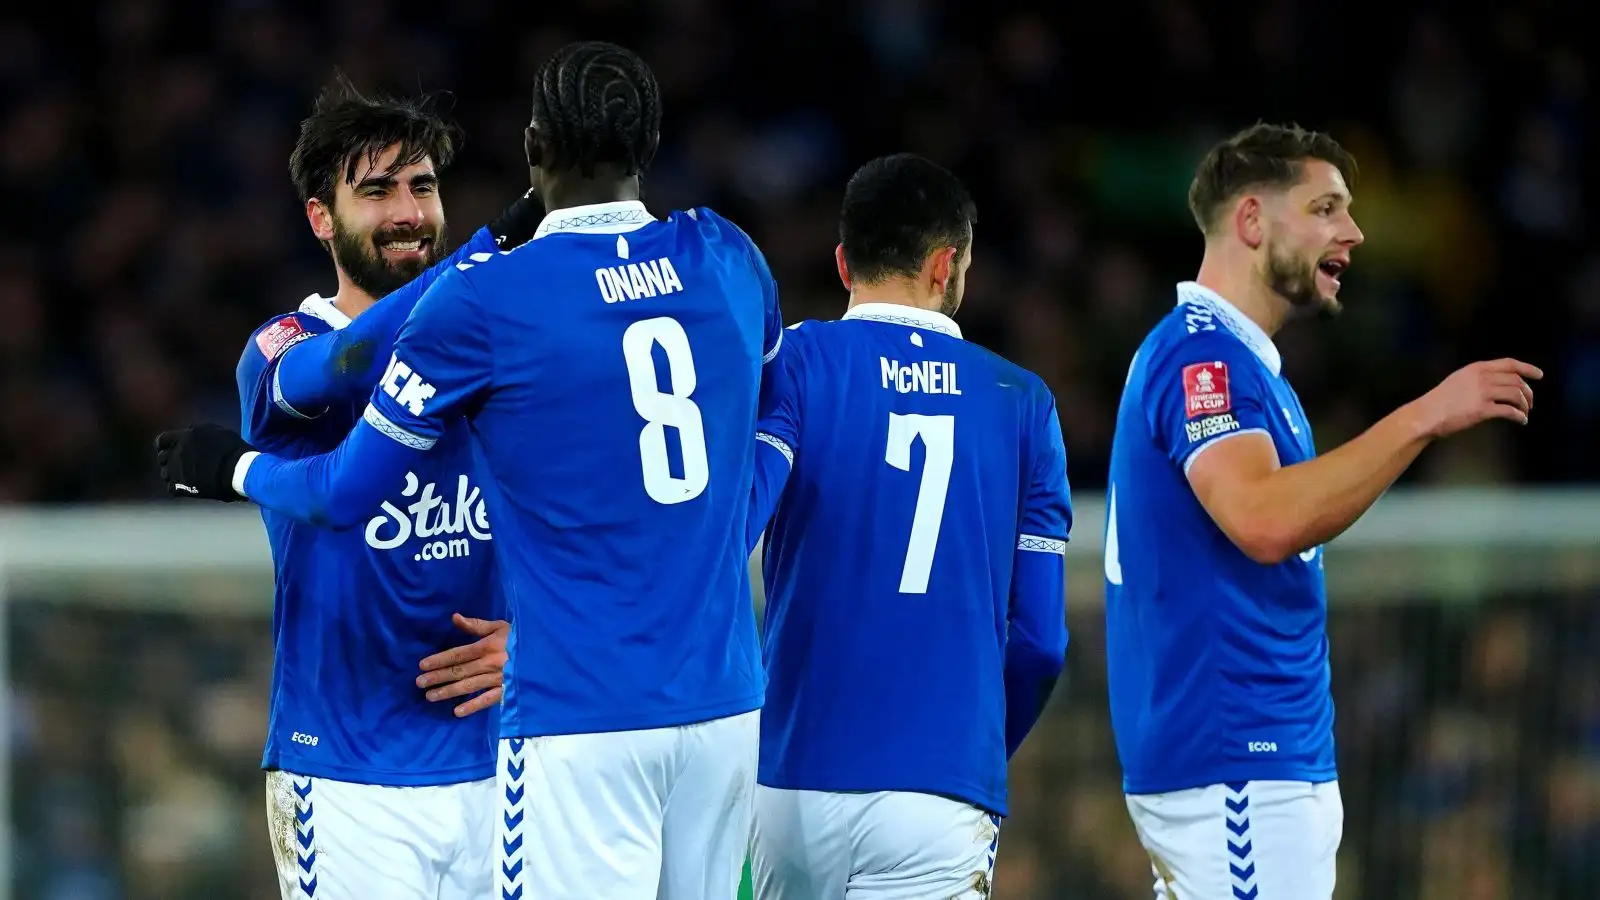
[163,44,782,899]
[238,77,541,899]
[1104,122,1541,899]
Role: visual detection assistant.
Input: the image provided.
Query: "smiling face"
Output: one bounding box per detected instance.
[310,142,448,299]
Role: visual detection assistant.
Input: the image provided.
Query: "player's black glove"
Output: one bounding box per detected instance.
[154,424,254,501]
[488,188,544,249]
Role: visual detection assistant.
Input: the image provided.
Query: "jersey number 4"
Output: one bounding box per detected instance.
[885,413,954,594]
[622,317,709,505]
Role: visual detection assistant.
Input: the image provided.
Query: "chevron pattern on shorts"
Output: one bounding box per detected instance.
[292,776,318,897]
[498,738,528,900]
[1224,782,1259,900]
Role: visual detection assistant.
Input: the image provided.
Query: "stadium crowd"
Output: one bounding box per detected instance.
[4,0,1596,897]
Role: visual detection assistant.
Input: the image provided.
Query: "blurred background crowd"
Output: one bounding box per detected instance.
[3,0,1596,897]
[12,595,1600,899]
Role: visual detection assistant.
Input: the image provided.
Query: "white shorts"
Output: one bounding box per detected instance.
[496,710,759,900]
[749,787,1001,899]
[1125,780,1343,900]
[265,770,496,900]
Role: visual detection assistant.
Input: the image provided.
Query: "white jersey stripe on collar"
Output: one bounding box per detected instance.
[1175,282,1281,376]
[297,293,351,330]
[841,303,962,339]
[532,200,656,240]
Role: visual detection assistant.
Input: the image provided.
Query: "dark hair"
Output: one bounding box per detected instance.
[288,73,462,207]
[531,41,662,178]
[839,153,977,284]
[1188,122,1358,235]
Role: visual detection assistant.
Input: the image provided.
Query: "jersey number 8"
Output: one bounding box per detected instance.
[622,317,710,505]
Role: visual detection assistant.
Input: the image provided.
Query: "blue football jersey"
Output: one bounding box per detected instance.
[1104,281,1332,795]
[239,277,501,784]
[753,304,1072,816]
[360,201,780,738]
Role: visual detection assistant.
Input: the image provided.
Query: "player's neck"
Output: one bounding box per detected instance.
[330,269,379,321]
[1194,255,1288,337]
[538,173,641,216]
[845,283,942,316]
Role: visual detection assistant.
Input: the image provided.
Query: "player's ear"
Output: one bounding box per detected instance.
[524,126,543,171]
[307,198,335,243]
[835,244,851,291]
[1234,196,1265,249]
[929,246,957,295]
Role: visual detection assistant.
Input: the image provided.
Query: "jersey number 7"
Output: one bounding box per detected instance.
[885,413,955,594]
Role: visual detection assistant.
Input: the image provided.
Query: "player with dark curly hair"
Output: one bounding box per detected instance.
[227,71,548,900]
[159,42,783,899]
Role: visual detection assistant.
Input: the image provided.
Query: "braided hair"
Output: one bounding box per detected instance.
[530,41,662,178]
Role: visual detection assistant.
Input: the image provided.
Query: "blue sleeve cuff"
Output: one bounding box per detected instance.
[747,434,794,552]
[242,415,425,529]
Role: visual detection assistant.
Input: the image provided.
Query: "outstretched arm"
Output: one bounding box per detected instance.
[271,230,499,416]
[1157,332,1540,564]
[162,267,496,529]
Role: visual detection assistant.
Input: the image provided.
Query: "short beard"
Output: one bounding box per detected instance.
[1264,238,1340,319]
[330,216,446,299]
[938,272,962,318]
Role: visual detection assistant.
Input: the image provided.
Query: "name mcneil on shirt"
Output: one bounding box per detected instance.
[880,357,962,395]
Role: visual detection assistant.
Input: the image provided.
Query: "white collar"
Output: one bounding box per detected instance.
[533,200,656,240]
[298,293,351,330]
[1175,281,1281,376]
[842,303,963,338]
